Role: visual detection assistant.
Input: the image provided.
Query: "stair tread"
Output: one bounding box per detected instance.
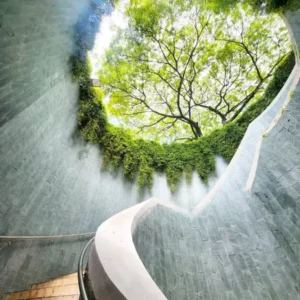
[29,277,78,290]
[3,272,83,300]
[51,273,78,280]
[31,297,79,300]
[4,284,79,300]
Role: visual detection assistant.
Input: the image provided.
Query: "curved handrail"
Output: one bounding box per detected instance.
[78,237,95,300]
[90,198,172,300]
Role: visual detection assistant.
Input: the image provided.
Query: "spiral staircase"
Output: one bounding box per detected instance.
[3,273,80,300]
[0,0,300,300]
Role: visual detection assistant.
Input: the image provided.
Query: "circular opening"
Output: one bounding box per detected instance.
[74,0,295,198]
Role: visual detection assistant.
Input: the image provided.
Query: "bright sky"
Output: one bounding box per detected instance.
[88,1,128,78]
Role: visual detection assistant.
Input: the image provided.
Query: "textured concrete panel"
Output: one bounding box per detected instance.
[252,80,300,266]
[0,0,139,297]
[0,0,96,296]
[0,0,89,126]
[134,189,300,299]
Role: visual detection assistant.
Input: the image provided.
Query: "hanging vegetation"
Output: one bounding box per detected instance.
[73,52,295,192]
[71,0,296,192]
[207,0,299,12]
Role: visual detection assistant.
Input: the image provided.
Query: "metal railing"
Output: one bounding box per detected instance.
[0,232,95,240]
[78,237,95,300]
[0,233,95,299]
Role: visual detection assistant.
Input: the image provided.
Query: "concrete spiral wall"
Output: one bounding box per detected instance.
[0,1,299,299]
[0,0,136,297]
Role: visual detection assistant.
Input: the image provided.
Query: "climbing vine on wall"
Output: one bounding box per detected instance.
[72,52,295,192]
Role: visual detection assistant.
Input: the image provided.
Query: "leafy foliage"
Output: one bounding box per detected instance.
[207,0,299,12]
[204,0,257,12]
[99,1,290,142]
[75,52,295,192]
[206,51,295,159]
[285,0,300,11]
[266,0,300,11]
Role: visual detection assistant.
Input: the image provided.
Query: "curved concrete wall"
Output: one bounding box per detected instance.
[0,1,91,296]
[0,0,224,296]
[0,0,141,238]
[0,1,299,299]
[131,10,300,300]
[0,0,140,296]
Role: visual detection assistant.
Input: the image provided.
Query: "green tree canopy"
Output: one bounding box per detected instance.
[99,0,290,142]
[204,0,292,12]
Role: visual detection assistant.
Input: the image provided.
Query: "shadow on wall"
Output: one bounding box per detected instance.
[107,155,228,210]
[142,156,228,210]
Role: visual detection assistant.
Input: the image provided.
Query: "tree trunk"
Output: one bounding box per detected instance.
[221,115,227,124]
[190,122,202,139]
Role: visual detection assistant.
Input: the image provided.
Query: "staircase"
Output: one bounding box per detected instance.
[3,273,80,300]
